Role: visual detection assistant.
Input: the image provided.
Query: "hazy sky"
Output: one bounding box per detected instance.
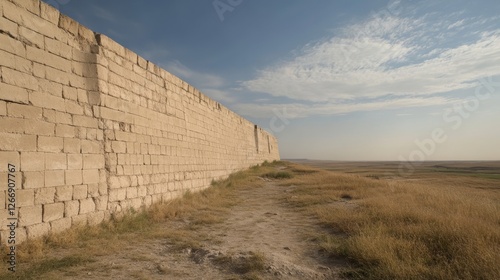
[47,0,500,161]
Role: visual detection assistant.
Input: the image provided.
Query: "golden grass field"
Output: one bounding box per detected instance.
[1,160,499,279]
[286,160,500,279]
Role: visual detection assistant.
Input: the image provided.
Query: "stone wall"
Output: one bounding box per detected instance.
[0,0,279,244]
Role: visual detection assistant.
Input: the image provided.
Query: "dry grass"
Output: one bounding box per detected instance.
[0,164,276,279]
[283,161,500,279]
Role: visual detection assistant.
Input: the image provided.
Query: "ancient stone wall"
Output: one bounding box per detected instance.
[0,0,279,243]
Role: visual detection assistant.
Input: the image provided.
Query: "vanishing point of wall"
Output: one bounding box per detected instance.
[0,0,280,243]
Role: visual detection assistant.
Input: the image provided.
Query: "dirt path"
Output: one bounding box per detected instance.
[42,181,343,279]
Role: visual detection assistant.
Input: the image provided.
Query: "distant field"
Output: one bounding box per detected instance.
[289,159,500,182]
[284,159,500,279]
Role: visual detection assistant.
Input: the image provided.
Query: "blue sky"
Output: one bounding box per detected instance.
[46,0,500,160]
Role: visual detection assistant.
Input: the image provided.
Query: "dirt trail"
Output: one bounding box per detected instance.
[43,181,343,279]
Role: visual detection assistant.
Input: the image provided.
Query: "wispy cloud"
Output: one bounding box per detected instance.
[239,11,500,118]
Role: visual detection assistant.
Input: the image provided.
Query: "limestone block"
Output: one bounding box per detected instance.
[22,171,44,189]
[26,223,51,240]
[0,16,18,38]
[83,154,104,169]
[0,33,25,57]
[38,136,63,153]
[45,67,70,85]
[65,169,82,186]
[82,169,99,184]
[109,189,126,202]
[87,183,99,197]
[29,92,66,112]
[50,217,72,234]
[44,170,64,187]
[55,185,73,202]
[56,124,76,138]
[126,187,138,199]
[40,1,60,25]
[45,153,67,170]
[81,140,101,154]
[71,214,88,226]
[0,117,24,133]
[18,205,42,226]
[44,37,72,59]
[34,187,55,204]
[67,154,82,170]
[79,198,95,214]
[65,100,84,115]
[26,45,71,72]
[16,189,34,207]
[0,83,29,106]
[86,211,104,226]
[7,103,42,119]
[73,115,98,128]
[58,14,78,36]
[19,26,43,48]
[73,185,87,200]
[43,202,64,222]
[94,195,108,211]
[55,112,72,125]
[2,67,38,91]
[64,200,79,217]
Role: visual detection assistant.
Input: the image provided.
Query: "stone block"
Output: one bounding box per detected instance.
[1,66,38,91]
[71,214,87,226]
[16,189,34,207]
[38,136,63,152]
[44,37,72,59]
[0,81,29,104]
[19,26,44,48]
[67,154,83,170]
[34,187,55,204]
[83,154,104,169]
[87,183,99,197]
[79,198,95,214]
[45,153,66,170]
[7,103,42,119]
[24,119,55,136]
[82,169,99,184]
[94,195,108,211]
[26,223,51,240]
[55,185,73,202]
[50,217,72,234]
[0,16,18,38]
[65,169,82,185]
[73,115,98,128]
[29,92,66,112]
[0,32,25,57]
[73,185,87,200]
[87,211,105,226]
[22,171,44,189]
[18,205,42,226]
[44,170,64,187]
[109,188,126,202]
[43,202,64,222]
[64,200,79,217]
[81,140,101,154]
[0,49,31,73]
[58,14,78,35]
[0,151,20,170]
[56,124,76,138]
[40,1,60,25]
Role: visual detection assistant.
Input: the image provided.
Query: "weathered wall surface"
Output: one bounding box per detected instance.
[0,0,279,243]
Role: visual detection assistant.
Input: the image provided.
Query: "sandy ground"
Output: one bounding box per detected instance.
[39,180,345,279]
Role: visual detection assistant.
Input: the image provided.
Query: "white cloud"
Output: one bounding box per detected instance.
[241,13,500,118]
[166,60,225,89]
